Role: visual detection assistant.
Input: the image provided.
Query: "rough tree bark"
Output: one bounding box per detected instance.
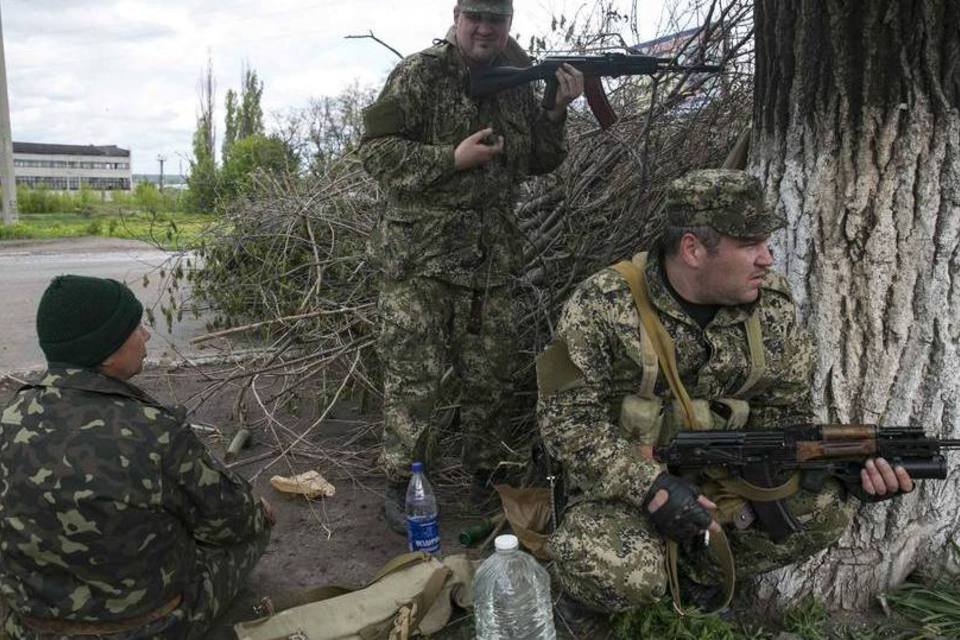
[750,0,960,609]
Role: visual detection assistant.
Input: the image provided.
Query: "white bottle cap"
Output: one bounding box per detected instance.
[494,534,519,551]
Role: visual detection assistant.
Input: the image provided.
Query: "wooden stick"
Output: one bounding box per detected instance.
[190,310,325,344]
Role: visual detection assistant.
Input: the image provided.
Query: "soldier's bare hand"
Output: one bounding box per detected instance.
[861,457,913,497]
[454,127,504,170]
[546,63,584,121]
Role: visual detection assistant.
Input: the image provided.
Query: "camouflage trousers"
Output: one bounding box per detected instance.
[547,480,853,612]
[378,276,519,482]
[4,527,270,640]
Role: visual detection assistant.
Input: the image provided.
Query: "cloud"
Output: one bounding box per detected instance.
[3,0,666,173]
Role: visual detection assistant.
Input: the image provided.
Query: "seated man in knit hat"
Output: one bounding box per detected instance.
[0,275,273,639]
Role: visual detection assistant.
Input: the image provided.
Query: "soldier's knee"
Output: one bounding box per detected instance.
[548,538,667,613]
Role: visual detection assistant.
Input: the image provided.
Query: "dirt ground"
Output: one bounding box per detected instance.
[0,364,518,640]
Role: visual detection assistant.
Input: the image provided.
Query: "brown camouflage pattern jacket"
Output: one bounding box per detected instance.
[0,367,266,621]
[360,32,567,287]
[538,252,814,510]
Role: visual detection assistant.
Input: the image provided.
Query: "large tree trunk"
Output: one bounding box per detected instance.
[750,0,960,609]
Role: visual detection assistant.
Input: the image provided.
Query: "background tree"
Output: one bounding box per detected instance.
[750,0,960,609]
[219,134,296,198]
[223,64,265,159]
[187,56,218,213]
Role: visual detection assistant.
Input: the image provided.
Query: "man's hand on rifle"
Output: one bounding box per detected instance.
[454,127,504,170]
[861,457,914,498]
[546,63,584,122]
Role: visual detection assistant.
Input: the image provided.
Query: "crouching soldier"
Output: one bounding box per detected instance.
[0,275,273,639]
[537,170,913,615]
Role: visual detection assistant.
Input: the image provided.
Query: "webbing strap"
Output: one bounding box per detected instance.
[365,567,452,640]
[638,323,659,398]
[612,255,699,429]
[732,312,767,398]
[666,527,736,616]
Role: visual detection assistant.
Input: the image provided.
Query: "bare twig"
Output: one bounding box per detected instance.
[345,31,404,59]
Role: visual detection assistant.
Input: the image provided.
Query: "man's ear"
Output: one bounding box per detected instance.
[678,232,703,268]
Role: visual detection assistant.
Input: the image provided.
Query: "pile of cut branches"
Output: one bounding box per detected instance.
[161,0,755,486]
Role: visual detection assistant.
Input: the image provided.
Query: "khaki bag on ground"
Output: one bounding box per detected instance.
[234,552,475,640]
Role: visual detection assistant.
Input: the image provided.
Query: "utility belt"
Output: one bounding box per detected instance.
[19,594,182,636]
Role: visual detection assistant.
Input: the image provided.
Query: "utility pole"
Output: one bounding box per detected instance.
[0,4,17,224]
[156,154,166,192]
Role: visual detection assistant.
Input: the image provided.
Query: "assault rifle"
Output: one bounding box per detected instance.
[468,53,721,129]
[654,424,960,541]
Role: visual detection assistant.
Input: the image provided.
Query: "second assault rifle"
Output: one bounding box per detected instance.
[468,53,721,129]
[654,424,960,541]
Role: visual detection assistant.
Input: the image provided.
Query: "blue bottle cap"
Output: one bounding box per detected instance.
[411,461,424,473]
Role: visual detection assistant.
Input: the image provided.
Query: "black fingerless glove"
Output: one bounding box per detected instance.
[642,472,713,545]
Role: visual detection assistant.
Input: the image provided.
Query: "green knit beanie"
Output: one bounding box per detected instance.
[36,275,144,367]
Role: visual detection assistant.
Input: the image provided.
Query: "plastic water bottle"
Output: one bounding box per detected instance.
[405,461,440,555]
[473,534,556,640]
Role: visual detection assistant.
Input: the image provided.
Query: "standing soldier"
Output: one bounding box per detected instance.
[0,275,273,639]
[360,0,583,528]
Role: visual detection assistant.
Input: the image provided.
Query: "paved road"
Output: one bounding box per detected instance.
[0,237,208,373]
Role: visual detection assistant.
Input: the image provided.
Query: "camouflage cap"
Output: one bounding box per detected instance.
[458,0,513,15]
[665,169,785,237]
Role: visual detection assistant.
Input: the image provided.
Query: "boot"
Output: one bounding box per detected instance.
[382,480,407,536]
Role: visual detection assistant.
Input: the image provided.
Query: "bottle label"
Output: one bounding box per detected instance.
[407,516,440,554]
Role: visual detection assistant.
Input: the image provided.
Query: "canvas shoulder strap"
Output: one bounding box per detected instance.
[611,253,736,615]
[611,253,699,429]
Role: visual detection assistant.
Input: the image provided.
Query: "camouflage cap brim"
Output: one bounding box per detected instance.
[458,0,514,15]
[707,209,786,238]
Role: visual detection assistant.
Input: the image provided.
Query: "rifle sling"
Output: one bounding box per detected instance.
[666,529,736,616]
[611,255,700,430]
[613,256,739,615]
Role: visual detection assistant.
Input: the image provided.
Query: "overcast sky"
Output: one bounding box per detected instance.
[3,0,676,174]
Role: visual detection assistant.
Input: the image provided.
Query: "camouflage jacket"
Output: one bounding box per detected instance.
[360,32,567,287]
[538,252,814,509]
[0,367,267,622]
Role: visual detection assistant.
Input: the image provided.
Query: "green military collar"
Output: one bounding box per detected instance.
[26,366,161,407]
[644,252,758,329]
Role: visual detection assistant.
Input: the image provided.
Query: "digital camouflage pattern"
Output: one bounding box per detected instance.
[360,32,566,287]
[0,367,269,639]
[379,278,519,481]
[362,32,566,480]
[539,253,852,612]
[666,169,786,237]
[458,0,513,14]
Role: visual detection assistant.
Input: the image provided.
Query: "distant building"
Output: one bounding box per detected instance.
[12,142,132,191]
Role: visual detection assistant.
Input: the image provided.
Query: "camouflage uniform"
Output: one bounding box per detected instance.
[0,368,270,639]
[537,171,853,612]
[361,31,567,480]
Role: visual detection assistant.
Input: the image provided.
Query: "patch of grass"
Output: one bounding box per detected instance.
[884,579,960,639]
[612,599,769,640]
[783,596,828,639]
[1,211,211,250]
